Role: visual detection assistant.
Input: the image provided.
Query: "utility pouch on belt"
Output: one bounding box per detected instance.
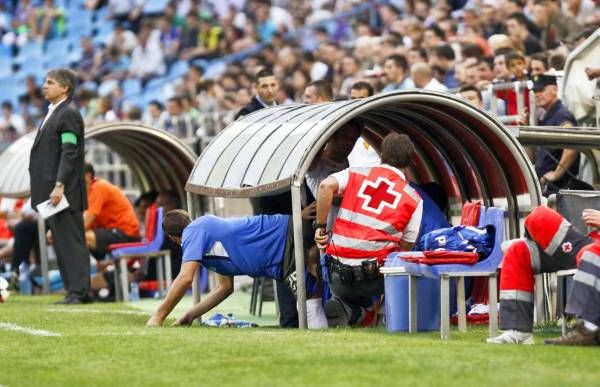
[339,265,354,285]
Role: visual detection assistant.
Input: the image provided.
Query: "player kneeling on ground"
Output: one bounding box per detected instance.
[147,210,315,326]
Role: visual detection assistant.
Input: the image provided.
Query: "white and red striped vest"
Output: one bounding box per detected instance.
[325,165,421,263]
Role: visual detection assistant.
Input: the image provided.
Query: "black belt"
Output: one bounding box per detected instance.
[326,255,380,285]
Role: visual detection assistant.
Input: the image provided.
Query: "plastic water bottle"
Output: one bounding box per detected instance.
[19,262,32,295]
[129,281,140,301]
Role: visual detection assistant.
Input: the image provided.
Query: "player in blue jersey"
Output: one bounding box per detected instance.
[147,210,301,327]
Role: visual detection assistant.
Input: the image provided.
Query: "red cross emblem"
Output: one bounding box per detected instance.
[357,177,402,214]
[561,242,573,253]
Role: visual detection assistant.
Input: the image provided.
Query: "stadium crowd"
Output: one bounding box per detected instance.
[0,0,598,149]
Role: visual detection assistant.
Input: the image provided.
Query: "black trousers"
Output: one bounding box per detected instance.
[46,210,90,298]
[11,218,39,272]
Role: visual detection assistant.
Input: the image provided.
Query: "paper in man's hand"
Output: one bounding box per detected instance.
[36,196,69,219]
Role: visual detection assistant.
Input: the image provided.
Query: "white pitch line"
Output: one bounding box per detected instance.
[45,308,151,316]
[0,322,62,337]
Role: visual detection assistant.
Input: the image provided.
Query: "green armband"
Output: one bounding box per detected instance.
[61,132,78,145]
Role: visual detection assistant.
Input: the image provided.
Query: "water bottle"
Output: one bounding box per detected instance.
[129,281,140,301]
[19,262,32,295]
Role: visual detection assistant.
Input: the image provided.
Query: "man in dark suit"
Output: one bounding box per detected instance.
[29,68,90,304]
[234,68,279,120]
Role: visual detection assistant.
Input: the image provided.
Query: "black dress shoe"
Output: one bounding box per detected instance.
[55,295,82,305]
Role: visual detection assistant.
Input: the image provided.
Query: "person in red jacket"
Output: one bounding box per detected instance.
[315,133,423,327]
[488,205,600,346]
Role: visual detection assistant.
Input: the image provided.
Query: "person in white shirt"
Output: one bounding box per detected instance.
[411,62,448,92]
[128,23,165,83]
[0,101,26,136]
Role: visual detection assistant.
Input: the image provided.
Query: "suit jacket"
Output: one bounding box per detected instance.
[234,96,266,120]
[29,98,87,211]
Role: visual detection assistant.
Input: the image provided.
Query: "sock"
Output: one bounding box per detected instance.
[583,320,599,332]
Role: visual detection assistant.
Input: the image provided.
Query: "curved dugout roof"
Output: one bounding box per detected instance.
[0,122,197,201]
[187,91,543,236]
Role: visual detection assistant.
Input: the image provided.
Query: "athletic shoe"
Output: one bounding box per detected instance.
[486,330,534,345]
[545,321,600,346]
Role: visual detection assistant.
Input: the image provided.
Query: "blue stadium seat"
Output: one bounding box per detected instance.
[122,78,142,97]
[0,58,12,78]
[67,10,93,39]
[45,37,71,57]
[15,41,44,64]
[143,0,170,15]
[93,6,109,26]
[144,77,166,93]
[168,60,189,78]
[94,19,115,43]
[0,44,12,58]
[19,60,46,78]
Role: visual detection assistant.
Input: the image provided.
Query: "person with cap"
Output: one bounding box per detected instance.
[487,205,600,346]
[530,74,580,196]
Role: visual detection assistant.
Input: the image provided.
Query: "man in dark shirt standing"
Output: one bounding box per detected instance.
[29,68,90,304]
[505,13,543,55]
[234,68,279,120]
[532,74,579,195]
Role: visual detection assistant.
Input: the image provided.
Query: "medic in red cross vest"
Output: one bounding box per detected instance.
[315,133,423,327]
[325,164,423,265]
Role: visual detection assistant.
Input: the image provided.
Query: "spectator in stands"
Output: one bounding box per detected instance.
[339,56,362,97]
[33,0,65,41]
[0,101,26,137]
[531,74,580,195]
[493,48,514,82]
[480,2,504,38]
[291,69,311,101]
[96,46,130,83]
[382,54,414,92]
[107,0,142,33]
[349,81,374,100]
[423,25,445,51]
[505,13,543,55]
[407,47,428,67]
[429,44,459,89]
[235,68,279,119]
[128,22,165,84]
[529,53,549,76]
[184,12,222,60]
[162,96,198,138]
[506,52,528,82]
[458,85,484,109]
[83,163,140,262]
[315,133,423,327]
[462,62,481,88]
[76,37,99,83]
[144,100,165,128]
[157,15,181,65]
[303,80,333,104]
[105,21,138,55]
[535,0,583,48]
[411,62,447,92]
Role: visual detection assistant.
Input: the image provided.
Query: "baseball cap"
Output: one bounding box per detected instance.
[532,74,557,92]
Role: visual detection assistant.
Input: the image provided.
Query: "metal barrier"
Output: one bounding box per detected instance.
[488,80,537,126]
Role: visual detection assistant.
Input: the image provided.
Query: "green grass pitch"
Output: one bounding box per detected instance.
[1,294,599,387]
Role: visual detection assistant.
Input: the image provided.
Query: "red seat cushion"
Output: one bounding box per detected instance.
[460,201,482,226]
[400,251,479,265]
[144,204,158,241]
